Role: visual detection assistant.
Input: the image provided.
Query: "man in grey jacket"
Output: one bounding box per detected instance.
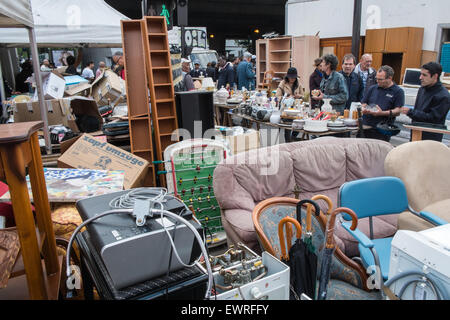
[312,54,348,114]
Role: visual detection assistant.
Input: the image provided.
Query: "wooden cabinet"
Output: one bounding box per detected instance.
[370,52,383,71]
[320,37,363,70]
[365,27,424,83]
[365,29,386,53]
[385,27,409,52]
[291,35,320,92]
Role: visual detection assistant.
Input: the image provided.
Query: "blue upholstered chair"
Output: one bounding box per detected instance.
[338,176,448,284]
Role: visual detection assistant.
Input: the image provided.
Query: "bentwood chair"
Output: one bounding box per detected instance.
[252,196,381,299]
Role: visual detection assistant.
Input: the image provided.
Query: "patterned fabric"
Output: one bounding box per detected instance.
[258,204,364,290]
[324,279,381,300]
[51,204,83,240]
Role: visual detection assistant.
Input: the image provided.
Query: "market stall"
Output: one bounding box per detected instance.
[0,0,51,153]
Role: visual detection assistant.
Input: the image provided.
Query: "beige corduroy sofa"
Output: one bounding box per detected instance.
[213,137,395,257]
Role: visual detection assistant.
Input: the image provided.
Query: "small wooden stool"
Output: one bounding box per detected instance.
[0,121,61,299]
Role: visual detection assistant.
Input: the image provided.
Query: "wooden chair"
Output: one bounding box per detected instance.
[0,121,61,299]
[258,70,275,90]
[252,196,377,296]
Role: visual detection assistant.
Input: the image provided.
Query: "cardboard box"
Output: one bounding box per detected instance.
[64,82,91,97]
[59,97,103,133]
[223,129,260,155]
[58,133,148,189]
[14,97,102,133]
[41,71,66,100]
[91,69,125,106]
[13,99,72,127]
[64,75,89,90]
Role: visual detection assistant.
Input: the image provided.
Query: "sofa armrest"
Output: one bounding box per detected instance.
[342,222,374,249]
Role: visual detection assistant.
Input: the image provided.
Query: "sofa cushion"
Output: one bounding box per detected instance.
[346,139,393,181]
[230,149,295,202]
[398,198,450,232]
[292,145,346,192]
[213,166,255,212]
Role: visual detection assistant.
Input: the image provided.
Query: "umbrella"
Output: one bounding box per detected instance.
[306,195,333,251]
[278,199,321,299]
[278,216,304,300]
[317,207,358,300]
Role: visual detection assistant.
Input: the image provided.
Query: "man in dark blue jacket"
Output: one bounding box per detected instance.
[400,62,450,142]
[339,54,364,110]
[362,65,404,142]
[217,56,235,90]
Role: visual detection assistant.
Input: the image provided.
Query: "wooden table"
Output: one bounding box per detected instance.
[214,103,238,127]
[0,121,61,300]
[403,124,450,141]
[234,113,359,141]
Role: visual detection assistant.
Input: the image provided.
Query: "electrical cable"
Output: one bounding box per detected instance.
[383,270,448,300]
[66,204,213,299]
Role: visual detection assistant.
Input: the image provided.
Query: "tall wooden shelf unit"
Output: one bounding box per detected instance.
[142,16,179,186]
[256,36,320,93]
[121,20,156,186]
[268,37,292,84]
[256,39,268,87]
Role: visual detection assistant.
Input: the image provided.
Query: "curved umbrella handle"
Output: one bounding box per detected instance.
[326,207,358,249]
[278,217,302,261]
[297,199,321,234]
[311,194,333,216]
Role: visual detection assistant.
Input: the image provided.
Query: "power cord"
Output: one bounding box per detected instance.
[383,270,448,300]
[66,188,214,300]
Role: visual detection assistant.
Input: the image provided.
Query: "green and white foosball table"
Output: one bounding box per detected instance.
[161,139,231,247]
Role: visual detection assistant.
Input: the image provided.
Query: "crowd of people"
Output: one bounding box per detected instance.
[12,46,449,143]
[180,51,257,92]
[265,51,449,143]
[12,49,127,95]
[303,53,449,142]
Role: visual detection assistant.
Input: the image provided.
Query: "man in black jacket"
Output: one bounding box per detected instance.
[217,56,235,90]
[400,62,450,142]
[339,54,364,110]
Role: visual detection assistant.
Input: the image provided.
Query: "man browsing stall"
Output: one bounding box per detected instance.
[361,65,405,142]
[399,62,450,142]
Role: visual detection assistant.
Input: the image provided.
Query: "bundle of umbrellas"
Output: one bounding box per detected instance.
[278,198,358,300]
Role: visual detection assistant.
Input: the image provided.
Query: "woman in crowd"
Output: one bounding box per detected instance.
[309,58,323,109]
[276,67,303,101]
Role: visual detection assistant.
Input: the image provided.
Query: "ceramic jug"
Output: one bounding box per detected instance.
[270,109,281,124]
[321,98,333,112]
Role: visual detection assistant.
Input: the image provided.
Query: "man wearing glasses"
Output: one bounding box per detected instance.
[361,65,405,141]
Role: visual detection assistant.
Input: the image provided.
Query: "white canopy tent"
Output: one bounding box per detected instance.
[0,0,129,47]
[0,0,51,153]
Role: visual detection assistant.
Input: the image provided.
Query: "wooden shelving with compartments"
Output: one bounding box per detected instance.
[142,16,179,187]
[121,19,156,186]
